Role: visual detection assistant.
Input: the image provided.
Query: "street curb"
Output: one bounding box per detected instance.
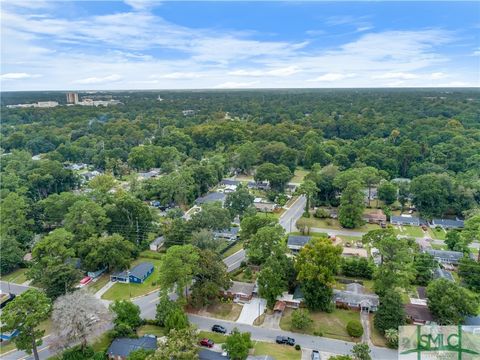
[131,288,160,301]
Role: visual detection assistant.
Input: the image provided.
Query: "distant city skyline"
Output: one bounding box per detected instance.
[1,0,479,90]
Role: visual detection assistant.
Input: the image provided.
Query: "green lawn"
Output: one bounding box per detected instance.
[1,268,28,284]
[91,332,112,352]
[394,225,424,238]
[369,315,388,347]
[253,341,301,360]
[429,227,447,240]
[87,274,110,294]
[0,341,16,355]
[101,257,162,301]
[198,331,228,344]
[302,217,380,232]
[291,168,309,183]
[280,308,361,342]
[137,324,167,337]
[222,241,244,259]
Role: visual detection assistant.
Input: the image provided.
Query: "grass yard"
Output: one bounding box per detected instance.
[198,331,228,344]
[87,274,110,294]
[394,225,424,238]
[139,249,164,260]
[428,227,447,240]
[91,332,112,352]
[302,217,380,232]
[369,315,388,347]
[137,324,167,337]
[193,302,243,322]
[0,341,17,355]
[280,308,361,342]
[232,268,257,283]
[1,268,28,284]
[101,257,162,301]
[222,241,244,259]
[253,341,301,360]
[431,243,448,250]
[291,168,309,183]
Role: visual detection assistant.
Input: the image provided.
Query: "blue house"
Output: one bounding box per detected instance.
[110,262,154,284]
[1,329,19,341]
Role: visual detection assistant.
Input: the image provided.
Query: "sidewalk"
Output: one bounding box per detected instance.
[94,280,115,299]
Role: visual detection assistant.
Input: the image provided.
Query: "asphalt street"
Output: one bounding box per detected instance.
[223,249,246,272]
[279,195,307,233]
[0,281,32,295]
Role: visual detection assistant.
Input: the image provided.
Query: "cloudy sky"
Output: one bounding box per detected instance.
[1,1,479,90]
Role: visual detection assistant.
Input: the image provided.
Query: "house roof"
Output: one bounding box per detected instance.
[274,301,286,312]
[107,336,157,358]
[465,315,480,326]
[404,304,434,322]
[287,235,311,248]
[225,281,255,296]
[433,267,454,281]
[426,249,464,262]
[130,262,154,279]
[363,211,387,222]
[214,227,239,236]
[390,215,420,225]
[333,287,379,307]
[431,218,464,228]
[150,236,164,247]
[417,287,427,300]
[221,179,240,186]
[196,192,226,204]
[199,349,229,360]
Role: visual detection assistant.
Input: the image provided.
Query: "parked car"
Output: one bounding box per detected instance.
[0,293,15,309]
[212,324,227,334]
[199,338,214,348]
[275,336,295,346]
[311,350,321,360]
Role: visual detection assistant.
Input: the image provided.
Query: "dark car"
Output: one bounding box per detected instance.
[199,338,214,348]
[212,324,227,334]
[275,336,295,346]
[0,293,15,309]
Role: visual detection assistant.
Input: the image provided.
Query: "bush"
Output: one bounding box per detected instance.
[291,309,313,330]
[243,267,252,280]
[314,208,330,218]
[313,330,324,336]
[60,345,103,360]
[346,320,364,337]
[295,344,301,350]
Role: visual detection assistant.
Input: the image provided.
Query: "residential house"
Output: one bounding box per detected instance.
[333,283,379,312]
[87,267,107,279]
[248,181,270,190]
[182,109,195,116]
[390,215,421,226]
[0,329,19,341]
[433,267,454,282]
[110,262,154,284]
[253,198,277,213]
[430,218,464,229]
[82,170,101,181]
[222,281,255,302]
[404,303,434,325]
[220,179,241,187]
[342,247,368,258]
[213,227,239,241]
[149,236,165,251]
[195,192,226,206]
[107,335,157,360]
[362,187,378,202]
[138,168,161,180]
[362,210,387,224]
[425,249,465,266]
[285,183,297,194]
[276,292,301,309]
[199,349,229,360]
[287,235,311,253]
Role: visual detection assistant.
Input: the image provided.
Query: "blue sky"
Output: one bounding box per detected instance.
[1,1,479,90]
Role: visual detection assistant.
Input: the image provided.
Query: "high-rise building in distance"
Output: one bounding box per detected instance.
[66,92,78,104]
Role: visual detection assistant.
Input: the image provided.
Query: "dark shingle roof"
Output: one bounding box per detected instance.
[130,262,154,279]
[390,215,420,225]
[107,336,157,358]
[433,267,454,281]
[431,218,464,228]
[199,349,229,360]
[465,315,480,326]
[404,304,434,322]
[220,179,240,186]
[426,249,464,262]
[287,235,311,248]
[196,192,226,204]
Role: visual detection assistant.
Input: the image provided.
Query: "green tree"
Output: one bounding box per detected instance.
[190,203,232,231]
[458,256,480,292]
[64,200,110,241]
[234,142,259,174]
[295,237,342,311]
[191,250,231,307]
[377,181,397,205]
[374,290,405,334]
[0,289,51,360]
[385,329,399,349]
[158,245,199,299]
[150,325,198,360]
[88,173,116,194]
[257,262,286,309]
[79,234,135,272]
[462,212,480,243]
[43,263,81,299]
[254,163,292,191]
[245,225,284,265]
[0,192,33,245]
[351,343,371,360]
[164,307,189,332]
[0,236,24,275]
[127,349,154,360]
[110,300,142,330]
[225,185,254,218]
[222,328,253,360]
[426,278,478,325]
[298,179,318,213]
[155,296,179,327]
[190,229,217,251]
[338,181,365,229]
[291,309,313,330]
[445,230,470,253]
[410,173,453,220]
[413,253,436,286]
[239,214,277,240]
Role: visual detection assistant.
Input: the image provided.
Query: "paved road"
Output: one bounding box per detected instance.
[223,249,246,272]
[0,281,32,295]
[1,336,54,360]
[279,195,307,233]
[310,227,480,250]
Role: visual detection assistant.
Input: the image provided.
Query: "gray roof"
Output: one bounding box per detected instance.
[214,227,239,236]
[221,179,240,186]
[199,350,229,360]
[433,267,454,281]
[390,215,420,225]
[225,281,255,296]
[287,235,311,248]
[130,262,154,279]
[333,287,379,307]
[431,218,464,228]
[465,315,480,326]
[196,192,226,204]
[150,236,164,246]
[426,249,464,262]
[107,336,157,357]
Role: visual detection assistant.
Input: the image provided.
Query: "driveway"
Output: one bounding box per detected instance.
[261,311,282,329]
[236,298,266,325]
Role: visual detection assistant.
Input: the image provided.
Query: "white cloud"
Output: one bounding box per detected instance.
[215,81,259,89]
[473,48,480,56]
[374,72,419,80]
[157,72,203,79]
[308,73,356,82]
[228,66,299,77]
[1,72,32,79]
[429,72,446,80]
[74,74,122,84]
[124,0,160,11]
